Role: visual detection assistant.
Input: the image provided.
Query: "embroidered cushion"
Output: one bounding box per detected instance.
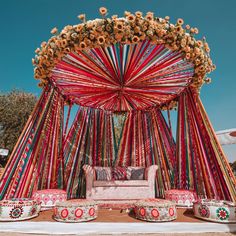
[127,167,145,180]
[94,167,112,181]
[112,167,127,180]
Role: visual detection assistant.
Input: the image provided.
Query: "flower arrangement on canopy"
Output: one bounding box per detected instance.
[0,8,235,202]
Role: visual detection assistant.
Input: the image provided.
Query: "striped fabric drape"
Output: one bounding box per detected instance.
[52,41,194,111]
[176,88,236,201]
[0,85,64,199]
[64,106,176,199]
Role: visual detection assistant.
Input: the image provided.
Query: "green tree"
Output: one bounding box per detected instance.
[0,90,37,166]
[229,161,236,176]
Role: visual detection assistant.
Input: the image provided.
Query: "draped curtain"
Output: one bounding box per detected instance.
[0,85,64,199]
[64,107,176,199]
[176,88,236,201]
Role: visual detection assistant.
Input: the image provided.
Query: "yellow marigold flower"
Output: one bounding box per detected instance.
[135,11,143,18]
[177,18,184,25]
[132,35,140,43]
[79,42,87,49]
[99,7,108,16]
[97,36,106,45]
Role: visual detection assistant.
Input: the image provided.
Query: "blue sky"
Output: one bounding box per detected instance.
[0,0,235,161]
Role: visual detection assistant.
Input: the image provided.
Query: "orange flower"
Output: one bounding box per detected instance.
[64,47,70,53]
[50,27,58,34]
[112,15,118,20]
[77,14,85,21]
[97,36,106,45]
[135,11,142,18]
[196,40,203,47]
[204,77,211,84]
[99,7,107,16]
[127,14,135,22]
[165,16,170,21]
[41,41,47,48]
[116,22,124,30]
[185,24,190,30]
[61,39,67,48]
[35,48,40,54]
[75,24,83,32]
[194,27,199,34]
[124,11,131,17]
[177,18,184,25]
[185,53,191,60]
[146,14,154,21]
[132,36,140,43]
[79,42,87,49]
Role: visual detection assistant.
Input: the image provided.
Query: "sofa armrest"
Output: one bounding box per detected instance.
[146,165,158,186]
[82,165,94,199]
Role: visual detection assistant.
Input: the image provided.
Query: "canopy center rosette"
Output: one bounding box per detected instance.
[52,41,194,111]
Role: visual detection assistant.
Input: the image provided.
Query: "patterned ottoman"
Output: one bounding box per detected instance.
[193,199,236,223]
[53,199,98,222]
[0,198,41,221]
[164,189,197,207]
[134,198,177,222]
[32,189,67,210]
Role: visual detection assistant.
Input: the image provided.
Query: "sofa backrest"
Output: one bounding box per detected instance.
[92,166,146,181]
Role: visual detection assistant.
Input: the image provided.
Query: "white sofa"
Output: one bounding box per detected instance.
[83,165,158,200]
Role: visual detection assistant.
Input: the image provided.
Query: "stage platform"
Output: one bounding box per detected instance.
[0,208,236,235]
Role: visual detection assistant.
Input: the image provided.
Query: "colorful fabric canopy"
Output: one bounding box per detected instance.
[52,41,194,111]
[0,41,235,202]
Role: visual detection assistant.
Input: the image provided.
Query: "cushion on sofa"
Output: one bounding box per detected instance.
[112,167,127,180]
[94,167,112,181]
[93,180,149,187]
[127,167,145,180]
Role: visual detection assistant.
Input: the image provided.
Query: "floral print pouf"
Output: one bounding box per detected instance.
[134,198,177,222]
[193,199,236,223]
[32,189,67,211]
[53,199,98,222]
[0,198,41,221]
[164,189,197,207]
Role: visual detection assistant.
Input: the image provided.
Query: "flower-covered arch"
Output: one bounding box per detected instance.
[0,8,235,201]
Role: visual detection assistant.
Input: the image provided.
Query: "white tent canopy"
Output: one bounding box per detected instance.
[216,128,236,145]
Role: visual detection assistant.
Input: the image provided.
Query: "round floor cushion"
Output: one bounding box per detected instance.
[193,199,236,223]
[134,198,177,222]
[0,198,41,221]
[32,189,67,210]
[53,199,98,222]
[164,189,197,207]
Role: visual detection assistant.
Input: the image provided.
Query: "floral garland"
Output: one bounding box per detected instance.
[33,7,215,90]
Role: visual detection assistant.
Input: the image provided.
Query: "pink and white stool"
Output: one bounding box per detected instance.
[164,189,197,207]
[32,189,67,210]
[134,198,177,222]
[53,199,98,222]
